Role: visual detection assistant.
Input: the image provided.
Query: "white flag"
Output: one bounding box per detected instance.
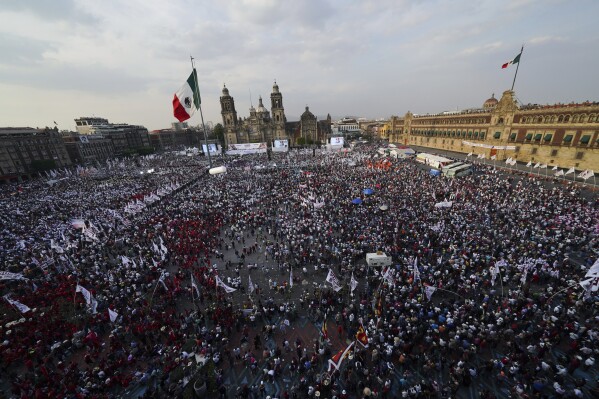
[0,271,28,281]
[585,258,599,278]
[533,162,540,168]
[424,286,436,301]
[3,295,31,313]
[413,257,421,281]
[540,164,547,169]
[510,158,517,165]
[50,239,64,254]
[565,167,575,175]
[350,272,358,294]
[191,274,201,298]
[325,269,342,292]
[505,157,512,164]
[526,161,532,167]
[76,284,92,305]
[467,152,473,157]
[289,266,293,288]
[108,308,118,322]
[490,155,497,160]
[158,270,169,291]
[215,275,237,293]
[552,165,558,171]
[248,275,255,294]
[555,170,564,176]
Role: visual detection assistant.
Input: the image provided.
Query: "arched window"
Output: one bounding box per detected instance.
[564,115,570,122]
[498,117,504,124]
[558,115,564,123]
[537,116,543,123]
[550,115,556,123]
[572,115,579,123]
[580,114,587,123]
[590,114,597,123]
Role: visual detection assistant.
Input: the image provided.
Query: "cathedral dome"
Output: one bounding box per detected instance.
[483,94,498,109]
[222,84,229,96]
[272,81,279,93]
[257,96,268,114]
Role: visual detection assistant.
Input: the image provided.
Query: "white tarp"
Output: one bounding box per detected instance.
[434,200,453,208]
[226,143,267,155]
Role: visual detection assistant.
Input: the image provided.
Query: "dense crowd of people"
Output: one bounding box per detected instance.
[0,145,597,399]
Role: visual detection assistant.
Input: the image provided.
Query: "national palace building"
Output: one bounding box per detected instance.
[381,90,599,171]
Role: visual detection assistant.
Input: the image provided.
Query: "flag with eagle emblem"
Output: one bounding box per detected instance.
[173,69,200,122]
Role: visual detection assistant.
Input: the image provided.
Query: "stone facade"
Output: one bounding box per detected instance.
[382,90,599,171]
[0,127,72,183]
[220,82,287,147]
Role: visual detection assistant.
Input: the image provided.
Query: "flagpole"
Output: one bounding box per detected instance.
[511,45,524,91]
[190,56,212,169]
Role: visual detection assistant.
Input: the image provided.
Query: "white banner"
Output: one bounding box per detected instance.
[0,271,28,281]
[226,143,267,155]
[216,275,237,293]
[4,295,30,313]
[462,141,515,150]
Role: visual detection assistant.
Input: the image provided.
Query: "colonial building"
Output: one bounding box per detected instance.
[62,132,115,164]
[382,90,599,171]
[220,82,333,146]
[74,117,150,155]
[220,82,287,147]
[0,127,71,183]
[149,128,202,150]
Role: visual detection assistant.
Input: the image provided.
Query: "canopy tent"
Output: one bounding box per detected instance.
[363,188,374,195]
[351,198,363,205]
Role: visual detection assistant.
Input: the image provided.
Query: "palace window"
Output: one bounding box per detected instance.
[551,149,558,156]
[510,133,517,141]
[544,134,553,142]
[480,132,486,139]
[564,115,570,122]
[576,152,584,160]
[534,134,542,141]
[572,115,579,123]
[558,115,564,123]
[525,134,533,141]
[580,135,591,144]
[494,132,501,139]
[563,134,573,143]
[590,115,597,123]
[531,148,538,155]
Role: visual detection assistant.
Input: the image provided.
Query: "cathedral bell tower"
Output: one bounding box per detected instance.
[220,84,238,145]
[270,81,286,140]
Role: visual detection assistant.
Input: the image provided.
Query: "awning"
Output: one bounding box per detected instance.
[563,134,573,143]
[544,134,552,142]
[525,133,533,140]
[534,134,542,140]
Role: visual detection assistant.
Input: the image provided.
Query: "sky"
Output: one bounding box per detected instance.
[1,0,598,131]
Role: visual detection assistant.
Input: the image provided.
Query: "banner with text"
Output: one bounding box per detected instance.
[226,143,268,155]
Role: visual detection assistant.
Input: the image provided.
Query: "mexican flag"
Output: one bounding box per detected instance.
[502,52,521,69]
[173,69,200,122]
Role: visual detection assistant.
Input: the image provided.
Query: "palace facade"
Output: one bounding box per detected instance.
[382,90,599,171]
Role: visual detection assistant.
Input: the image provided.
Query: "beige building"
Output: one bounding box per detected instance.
[381,91,598,171]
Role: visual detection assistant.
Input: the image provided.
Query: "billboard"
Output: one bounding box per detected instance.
[330,136,344,146]
[226,142,267,155]
[273,139,289,152]
[202,144,219,154]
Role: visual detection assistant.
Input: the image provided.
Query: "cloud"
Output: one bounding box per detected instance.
[459,41,504,56]
[528,35,565,45]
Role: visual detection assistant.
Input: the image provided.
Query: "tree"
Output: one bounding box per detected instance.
[297,137,306,145]
[213,123,225,147]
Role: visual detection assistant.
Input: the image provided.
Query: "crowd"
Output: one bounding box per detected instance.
[0,144,597,399]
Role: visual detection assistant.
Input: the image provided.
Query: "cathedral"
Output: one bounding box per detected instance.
[220,81,287,147]
[220,81,332,147]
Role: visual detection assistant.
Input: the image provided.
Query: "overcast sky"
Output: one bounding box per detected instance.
[1,0,598,131]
